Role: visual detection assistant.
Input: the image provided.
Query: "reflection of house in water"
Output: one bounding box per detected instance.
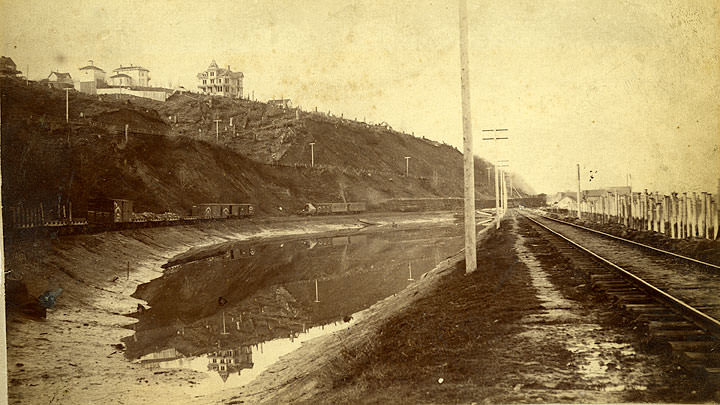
[139,347,185,369]
[207,346,254,382]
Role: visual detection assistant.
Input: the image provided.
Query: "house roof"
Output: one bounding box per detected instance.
[114,65,149,72]
[49,71,72,81]
[79,64,105,72]
[1,56,16,67]
[110,73,131,79]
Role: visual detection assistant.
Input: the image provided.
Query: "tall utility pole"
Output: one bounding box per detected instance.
[65,88,70,122]
[0,90,7,405]
[459,0,476,273]
[482,129,508,229]
[404,156,411,177]
[576,163,582,219]
[214,119,221,142]
[309,142,315,167]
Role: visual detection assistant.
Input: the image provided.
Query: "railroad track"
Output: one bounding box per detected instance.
[519,210,720,388]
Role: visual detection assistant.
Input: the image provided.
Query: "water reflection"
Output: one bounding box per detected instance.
[208,346,254,382]
[126,226,464,391]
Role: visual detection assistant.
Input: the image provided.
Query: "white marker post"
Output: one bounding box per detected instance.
[314,279,320,303]
[214,119,221,143]
[459,0,476,273]
[576,163,582,219]
[405,156,411,177]
[309,142,315,167]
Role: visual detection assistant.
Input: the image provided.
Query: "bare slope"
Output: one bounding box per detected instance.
[1,77,525,218]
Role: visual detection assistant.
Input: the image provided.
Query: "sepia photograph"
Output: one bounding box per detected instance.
[1,0,719,403]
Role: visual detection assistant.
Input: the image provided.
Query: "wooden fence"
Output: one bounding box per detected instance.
[571,190,718,240]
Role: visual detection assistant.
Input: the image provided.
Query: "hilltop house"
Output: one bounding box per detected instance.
[197,60,243,98]
[78,60,106,95]
[109,64,150,87]
[0,56,20,77]
[268,99,291,109]
[43,71,74,89]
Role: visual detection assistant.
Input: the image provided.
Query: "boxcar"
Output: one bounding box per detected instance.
[191,204,226,219]
[192,203,253,219]
[330,203,349,213]
[232,204,255,217]
[347,202,367,213]
[88,198,133,223]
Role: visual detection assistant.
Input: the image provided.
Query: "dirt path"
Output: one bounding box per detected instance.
[5,212,455,404]
[213,213,704,404]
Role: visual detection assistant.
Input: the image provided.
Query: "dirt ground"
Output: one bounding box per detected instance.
[220,213,707,404]
[4,212,454,404]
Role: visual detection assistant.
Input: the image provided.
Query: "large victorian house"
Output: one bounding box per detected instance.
[197,60,243,98]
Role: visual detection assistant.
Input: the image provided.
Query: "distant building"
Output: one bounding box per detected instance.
[0,56,20,77]
[268,99,291,109]
[44,71,74,89]
[110,64,150,87]
[78,60,106,95]
[197,60,243,98]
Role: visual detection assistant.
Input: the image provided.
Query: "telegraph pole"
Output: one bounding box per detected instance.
[0,90,7,405]
[309,142,315,167]
[214,119,221,142]
[482,129,508,229]
[404,156,411,177]
[459,0,476,273]
[576,163,582,219]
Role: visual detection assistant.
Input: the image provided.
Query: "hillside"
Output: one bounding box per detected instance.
[1,77,529,219]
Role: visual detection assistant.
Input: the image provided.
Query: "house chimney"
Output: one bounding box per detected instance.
[227,65,231,72]
[88,60,94,66]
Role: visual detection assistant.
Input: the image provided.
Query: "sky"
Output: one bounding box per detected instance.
[1,0,718,194]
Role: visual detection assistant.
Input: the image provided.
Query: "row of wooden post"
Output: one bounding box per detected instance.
[577,190,718,240]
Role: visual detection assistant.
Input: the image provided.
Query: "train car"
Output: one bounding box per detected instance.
[347,202,367,213]
[330,203,349,213]
[230,204,255,217]
[192,203,254,219]
[88,198,133,223]
[191,203,227,219]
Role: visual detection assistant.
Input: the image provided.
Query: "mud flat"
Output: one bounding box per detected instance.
[4,211,455,404]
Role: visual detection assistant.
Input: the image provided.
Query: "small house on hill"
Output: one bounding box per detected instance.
[44,71,74,89]
[0,56,20,77]
[268,99,291,109]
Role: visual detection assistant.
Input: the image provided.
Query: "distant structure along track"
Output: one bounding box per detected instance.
[520,211,720,386]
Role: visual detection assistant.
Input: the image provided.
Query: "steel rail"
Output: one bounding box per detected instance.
[531,211,720,271]
[523,213,720,337]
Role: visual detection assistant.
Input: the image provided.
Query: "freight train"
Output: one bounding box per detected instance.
[4,197,256,237]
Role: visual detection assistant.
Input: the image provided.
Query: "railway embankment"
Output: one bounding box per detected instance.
[213,213,707,404]
[4,211,453,404]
